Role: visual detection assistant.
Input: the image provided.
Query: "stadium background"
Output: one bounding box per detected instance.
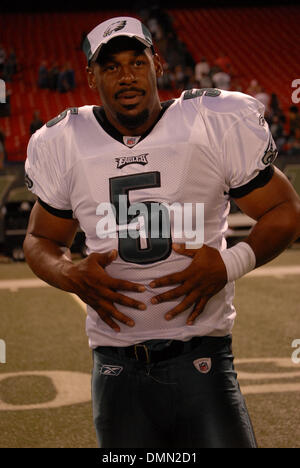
[0,0,300,448]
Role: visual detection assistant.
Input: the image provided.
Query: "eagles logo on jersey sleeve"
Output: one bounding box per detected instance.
[188,89,277,198]
[220,94,277,195]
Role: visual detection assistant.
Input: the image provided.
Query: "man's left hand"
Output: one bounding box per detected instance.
[149,243,228,325]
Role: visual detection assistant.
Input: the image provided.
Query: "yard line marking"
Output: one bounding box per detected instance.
[0,278,50,291]
[246,265,300,277]
[238,370,300,379]
[236,357,300,395]
[236,357,298,365]
[0,371,91,410]
[241,383,300,395]
[0,278,87,313]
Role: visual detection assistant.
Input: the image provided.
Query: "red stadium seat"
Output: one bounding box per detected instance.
[0,7,299,162]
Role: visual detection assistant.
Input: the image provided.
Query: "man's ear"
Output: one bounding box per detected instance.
[153,53,163,77]
[86,65,97,90]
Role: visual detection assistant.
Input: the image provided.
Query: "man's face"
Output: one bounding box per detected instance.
[87,39,162,131]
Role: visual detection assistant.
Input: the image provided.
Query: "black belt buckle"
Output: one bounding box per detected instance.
[134,344,150,363]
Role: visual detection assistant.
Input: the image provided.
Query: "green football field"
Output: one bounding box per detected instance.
[0,249,300,448]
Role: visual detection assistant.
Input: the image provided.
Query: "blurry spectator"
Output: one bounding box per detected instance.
[246,79,260,96]
[184,66,198,90]
[147,6,173,36]
[0,44,6,75]
[157,63,172,90]
[195,57,210,83]
[214,51,232,74]
[270,93,281,117]
[155,36,168,58]
[0,86,11,117]
[57,64,70,93]
[57,63,75,93]
[30,110,44,135]
[230,76,243,92]
[79,31,88,50]
[37,61,49,89]
[254,86,270,114]
[270,114,286,151]
[0,125,6,170]
[199,72,213,89]
[0,140,4,170]
[165,36,185,70]
[286,128,300,155]
[147,17,163,41]
[145,7,173,57]
[48,61,60,91]
[3,48,17,82]
[288,106,300,136]
[137,2,151,24]
[0,126,5,145]
[165,49,181,70]
[65,62,75,90]
[270,114,284,138]
[212,67,231,90]
[178,41,195,69]
[173,65,186,90]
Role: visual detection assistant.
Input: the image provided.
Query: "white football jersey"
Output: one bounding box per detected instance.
[25,89,277,348]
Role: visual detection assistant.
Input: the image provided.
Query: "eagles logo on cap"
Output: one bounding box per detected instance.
[103,20,127,38]
[83,16,153,64]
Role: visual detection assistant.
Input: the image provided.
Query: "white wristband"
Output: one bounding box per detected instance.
[220,242,256,282]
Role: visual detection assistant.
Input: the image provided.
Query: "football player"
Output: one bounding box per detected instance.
[24,17,300,448]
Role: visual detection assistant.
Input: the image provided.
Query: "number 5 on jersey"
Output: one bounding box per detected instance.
[109,172,172,264]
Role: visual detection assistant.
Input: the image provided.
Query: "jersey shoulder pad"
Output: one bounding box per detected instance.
[36,106,93,143]
[182,88,222,100]
[31,107,78,143]
[46,107,79,128]
[201,90,263,116]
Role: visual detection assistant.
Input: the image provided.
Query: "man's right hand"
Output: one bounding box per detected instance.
[24,202,146,333]
[66,250,146,332]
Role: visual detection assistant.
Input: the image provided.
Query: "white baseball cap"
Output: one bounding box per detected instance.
[83,17,153,64]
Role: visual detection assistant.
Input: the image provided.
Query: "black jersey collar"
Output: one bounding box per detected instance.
[93,100,174,146]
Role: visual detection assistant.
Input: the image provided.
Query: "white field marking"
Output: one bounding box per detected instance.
[236,357,300,395]
[246,265,300,278]
[0,278,87,313]
[235,357,299,367]
[240,383,300,395]
[238,370,300,380]
[0,371,91,411]
[236,359,300,379]
[0,278,50,292]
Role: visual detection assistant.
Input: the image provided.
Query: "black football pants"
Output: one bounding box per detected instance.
[92,335,257,448]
